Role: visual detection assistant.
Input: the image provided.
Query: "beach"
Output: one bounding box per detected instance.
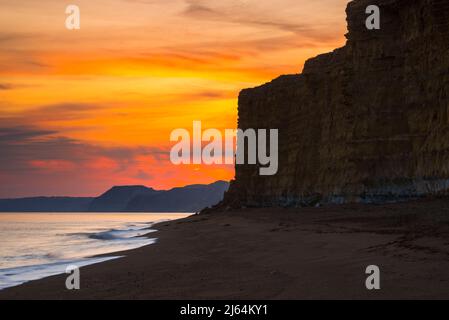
[2,198,449,299]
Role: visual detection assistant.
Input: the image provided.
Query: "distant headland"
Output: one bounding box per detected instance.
[0,181,229,212]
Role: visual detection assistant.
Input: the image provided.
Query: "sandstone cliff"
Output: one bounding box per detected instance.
[223,0,449,207]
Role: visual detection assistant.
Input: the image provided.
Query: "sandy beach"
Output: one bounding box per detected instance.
[2,197,449,299]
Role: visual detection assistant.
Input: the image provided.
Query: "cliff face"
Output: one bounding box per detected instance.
[224,0,449,207]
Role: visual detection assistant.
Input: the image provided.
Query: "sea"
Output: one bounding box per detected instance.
[0,212,191,290]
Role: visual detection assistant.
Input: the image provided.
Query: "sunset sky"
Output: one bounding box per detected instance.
[0,0,348,197]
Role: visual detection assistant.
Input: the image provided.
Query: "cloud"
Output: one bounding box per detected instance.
[0,49,50,74]
[0,103,109,126]
[0,123,167,175]
[0,33,50,72]
[28,103,108,121]
[182,1,310,35]
[0,126,56,143]
[0,32,39,44]
[0,83,13,90]
[0,121,234,198]
[134,169,153,180]
[179,0,347,51]
[183,3,219,18]
[0,122,173,197]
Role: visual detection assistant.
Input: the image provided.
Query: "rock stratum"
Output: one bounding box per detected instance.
[223,0,449,207]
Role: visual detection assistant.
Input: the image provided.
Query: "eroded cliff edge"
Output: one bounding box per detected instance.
[223,0,449,207]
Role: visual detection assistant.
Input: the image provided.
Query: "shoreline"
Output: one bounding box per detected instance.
[0,213,188,291]
[2,198,449,299]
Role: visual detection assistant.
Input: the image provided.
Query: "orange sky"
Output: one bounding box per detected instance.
[0,0,349,197]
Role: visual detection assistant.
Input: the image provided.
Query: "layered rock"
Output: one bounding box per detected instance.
[223,0,449,207]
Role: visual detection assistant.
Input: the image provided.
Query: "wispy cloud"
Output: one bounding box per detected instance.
[0,83,13,90]
[182,1,311,35]
[0,32,40,44]
[0,126,56,143]
[0,122,171,197]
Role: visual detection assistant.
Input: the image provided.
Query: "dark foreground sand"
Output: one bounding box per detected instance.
[2,198,449,299]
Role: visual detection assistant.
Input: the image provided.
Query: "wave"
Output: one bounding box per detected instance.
[0,257,121,290]
[70,225,157,240]
[0,213,190,291]
[0,224,157,290]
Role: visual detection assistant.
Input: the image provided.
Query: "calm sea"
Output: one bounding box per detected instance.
[0,212,191,290]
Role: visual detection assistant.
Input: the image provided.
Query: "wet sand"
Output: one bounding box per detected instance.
[2,197,449,299]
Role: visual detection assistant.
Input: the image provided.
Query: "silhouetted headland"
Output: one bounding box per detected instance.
[0,181,229,213]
